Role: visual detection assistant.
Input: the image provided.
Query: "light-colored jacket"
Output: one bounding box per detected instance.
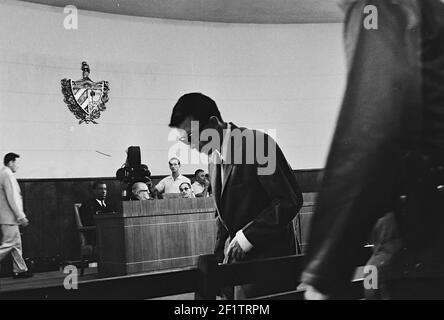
[0,166,26,225]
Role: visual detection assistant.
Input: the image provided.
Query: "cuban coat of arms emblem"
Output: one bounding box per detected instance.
[61,61,110,124]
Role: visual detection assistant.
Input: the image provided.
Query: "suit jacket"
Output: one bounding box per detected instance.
[210,123,303,263]
[79,198,111,227]
[0,166,26,225]
[302,0,444,296]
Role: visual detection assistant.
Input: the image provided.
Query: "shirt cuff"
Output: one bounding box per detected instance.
[235,230,253,253]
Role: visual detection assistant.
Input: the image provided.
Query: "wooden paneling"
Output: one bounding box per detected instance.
[19,178,122,262]
[96,216,126,275]
[96,198,217,276]
[294,192,317,254]
[12,169,321,267]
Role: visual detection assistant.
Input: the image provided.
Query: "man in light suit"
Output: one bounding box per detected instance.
[0,152,32,278]
[169,92,303,299]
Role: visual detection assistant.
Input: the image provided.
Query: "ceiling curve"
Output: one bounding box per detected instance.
[19,0,344,24]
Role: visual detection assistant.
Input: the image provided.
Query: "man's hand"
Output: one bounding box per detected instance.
[225,239,246,263]
[303,284,329,300]
[18,217,29,227]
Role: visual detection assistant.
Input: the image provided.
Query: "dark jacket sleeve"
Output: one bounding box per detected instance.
[242,133,304,246]
[301,0,422,295]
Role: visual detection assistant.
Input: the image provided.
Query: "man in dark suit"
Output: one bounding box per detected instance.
[169,92,303,298]
[79,181,112,245]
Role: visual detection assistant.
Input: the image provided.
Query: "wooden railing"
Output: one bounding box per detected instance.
[195,245,372,300]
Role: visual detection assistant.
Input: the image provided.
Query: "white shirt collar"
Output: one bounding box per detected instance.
[169,174,186,181]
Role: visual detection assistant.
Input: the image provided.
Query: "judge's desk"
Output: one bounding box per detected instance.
[94,196,217,276]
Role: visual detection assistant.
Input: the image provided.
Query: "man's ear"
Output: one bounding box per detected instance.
[208,116,222,128]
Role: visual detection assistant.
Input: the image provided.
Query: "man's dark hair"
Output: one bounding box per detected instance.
[179,181,192,190]
[4,153,19,166]
[169,93,223,128]
[169,157,181,166]
[92,181,106,190]
[194,169,204,178]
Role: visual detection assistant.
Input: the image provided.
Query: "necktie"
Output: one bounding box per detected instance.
[211,152,223,204]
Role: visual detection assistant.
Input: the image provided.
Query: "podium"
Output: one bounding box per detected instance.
[95,197,217,276]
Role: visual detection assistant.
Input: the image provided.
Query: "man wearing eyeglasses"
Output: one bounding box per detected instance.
[131,182,151,200]
[179,182,195,199]
[169,92,303,299]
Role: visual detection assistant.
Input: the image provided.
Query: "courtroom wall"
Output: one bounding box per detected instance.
[0,0,346,179]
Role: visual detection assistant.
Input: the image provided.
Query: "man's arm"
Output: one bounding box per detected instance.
[301,0,421,296]
[194,188,208,198]
[194,181,210,198]
[4,173,26,221]
[154,179,165,194]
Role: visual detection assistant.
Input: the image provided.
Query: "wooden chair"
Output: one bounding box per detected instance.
[73,203,96,276]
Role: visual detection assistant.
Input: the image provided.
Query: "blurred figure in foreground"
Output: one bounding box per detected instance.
[302,0,444,300]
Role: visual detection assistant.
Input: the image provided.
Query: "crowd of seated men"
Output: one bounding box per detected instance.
[78,157,211,232]
[137,157,211,200]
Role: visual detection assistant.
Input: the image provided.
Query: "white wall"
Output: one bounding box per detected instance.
[0,0,346,178]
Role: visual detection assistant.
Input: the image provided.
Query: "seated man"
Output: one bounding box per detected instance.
[131,182,151,200]
[79,181,113,245]
[179,182,195,198]
[191,169,211,197]
[153,157,191,197]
